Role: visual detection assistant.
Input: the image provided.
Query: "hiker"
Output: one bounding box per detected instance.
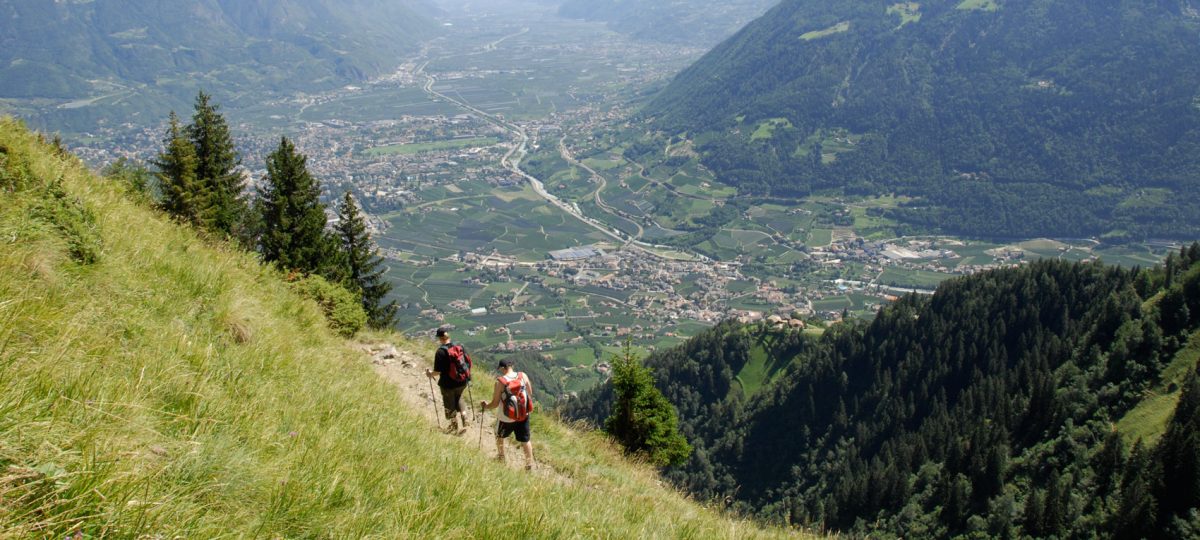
[425,328,471,435]
[480,358,536,470]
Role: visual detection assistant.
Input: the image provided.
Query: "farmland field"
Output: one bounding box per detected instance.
[878,267,954,290]
[365,137,501,156]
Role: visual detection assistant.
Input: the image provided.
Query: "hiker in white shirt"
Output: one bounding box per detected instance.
[480,358,535,471]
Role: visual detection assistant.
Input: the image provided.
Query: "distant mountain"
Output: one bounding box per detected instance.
[566,249,1200,538]
[645,0,1200,241]
[558,0,778,47]
[0,0,438,130]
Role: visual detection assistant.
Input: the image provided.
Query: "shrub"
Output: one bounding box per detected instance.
[1,145,30,191]
[3,144,102,264]
[290,274,367,337]
[33,179,103,265]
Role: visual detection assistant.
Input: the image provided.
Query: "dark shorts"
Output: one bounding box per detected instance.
[496,419,531,443]
[440,385,466,418]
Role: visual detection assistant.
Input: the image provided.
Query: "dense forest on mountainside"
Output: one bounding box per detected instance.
[0,0,437,130]
[558,0,777,46]
[644,0,1200,240]
[566,246,1200,537]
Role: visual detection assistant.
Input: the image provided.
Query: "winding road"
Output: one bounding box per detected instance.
[557,137,645,245]
[415,62,692,258]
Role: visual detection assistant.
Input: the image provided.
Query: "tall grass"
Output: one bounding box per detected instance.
[0,118,802,538]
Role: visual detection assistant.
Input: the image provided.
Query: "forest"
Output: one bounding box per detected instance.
[565,244,1200,538]
[644,0,1200,241]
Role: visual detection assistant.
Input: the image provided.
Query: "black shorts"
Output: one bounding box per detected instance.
[440,385,466,418]
[495,419,531,443]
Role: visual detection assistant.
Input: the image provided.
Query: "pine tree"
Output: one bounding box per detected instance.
[187,91,246,239]
[1094,429,1127,496]
[257,137,335,275]
[604,341,692,467]
[153,112,207,227]
[335,192,397,329]
[1042,470,1069,537]
[1157,368,1200,525]
[1113,440,1160,539]
[103,157,154,199]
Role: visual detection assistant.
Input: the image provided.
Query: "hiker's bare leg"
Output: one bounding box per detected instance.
[522,442,534,469]
[495,437,506,461]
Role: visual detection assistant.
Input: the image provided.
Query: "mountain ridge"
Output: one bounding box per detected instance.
[0,0,439,132]
[643,0,1200,241]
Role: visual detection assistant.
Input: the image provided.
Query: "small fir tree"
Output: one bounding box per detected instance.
[153,112,207,227]
[103,157,154,199]
[257,136,336,275]
[604,340,692,467]
[335,192,397,329]
[187,91,246,239]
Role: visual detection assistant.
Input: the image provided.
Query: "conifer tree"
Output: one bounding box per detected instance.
[1094,429,1127,495]
[334,191,397,329]
[102,157,154,199]
[257,137,335,275]
[1157,368,1200,525]
[1113,440,1160,539]
[153,112,207,227]
[605,341,692,467]
[187,91,246,238]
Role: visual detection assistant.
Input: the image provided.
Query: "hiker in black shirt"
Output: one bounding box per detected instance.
[425,328,469,435]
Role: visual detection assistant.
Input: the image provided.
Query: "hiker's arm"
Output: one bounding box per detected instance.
[481,379,502,411]
[426,348,445,379]
[524,373,534,403]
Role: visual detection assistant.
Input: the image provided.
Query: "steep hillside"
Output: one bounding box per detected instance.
[558,0,778,46]
[566,250,1200,537]
[644,0,1200,240]
[0,117,796,537]
[0,0,438,131]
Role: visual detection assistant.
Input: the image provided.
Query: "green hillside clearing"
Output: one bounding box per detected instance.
[957,0,999,11]
[1117,329,1200,445]
[800,22,850,41]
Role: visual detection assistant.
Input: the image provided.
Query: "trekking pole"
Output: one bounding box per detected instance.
[428,376,442,430]
[467,383,477,423]
[478,403,485,450]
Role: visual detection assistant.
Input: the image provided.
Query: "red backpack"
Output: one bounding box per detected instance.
[500,373,533,422]
[444,344,472,383]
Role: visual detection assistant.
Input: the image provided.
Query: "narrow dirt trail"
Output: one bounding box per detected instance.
[361,342,567,480]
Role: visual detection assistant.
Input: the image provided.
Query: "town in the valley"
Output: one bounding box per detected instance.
[61,1,1178,398]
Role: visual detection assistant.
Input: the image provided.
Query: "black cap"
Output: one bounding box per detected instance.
[498,358,514,369]
[435,328,448,338]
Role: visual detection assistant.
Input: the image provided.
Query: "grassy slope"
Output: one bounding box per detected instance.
[1117,329,1200,446]
[0,118,797,538]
